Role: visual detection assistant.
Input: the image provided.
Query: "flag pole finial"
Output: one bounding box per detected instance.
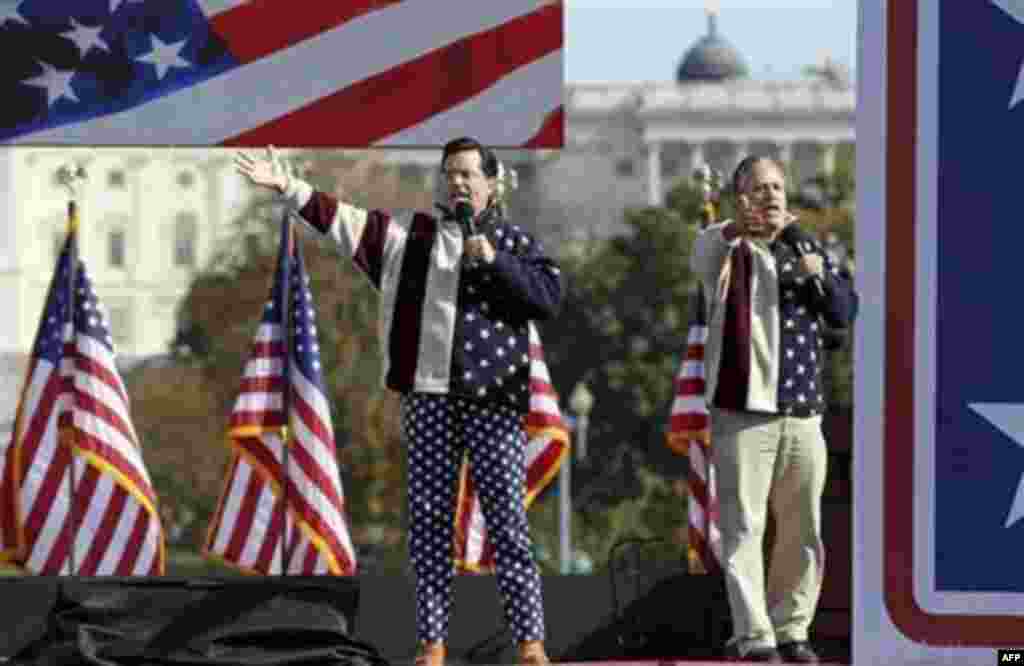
[57,163,89,232]
[692,163,724,227]
[56,162,89,200]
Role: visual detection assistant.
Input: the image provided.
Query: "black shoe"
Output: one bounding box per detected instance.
[745,646,783,662]
[777,641,820,663]
[724,643,782,662]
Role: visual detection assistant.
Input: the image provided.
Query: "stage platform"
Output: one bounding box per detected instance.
[552,659,847,663]
[0,572,849,665]
[458,659,848,664]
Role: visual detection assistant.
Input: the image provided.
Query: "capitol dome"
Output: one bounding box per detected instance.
[676,7,749,83]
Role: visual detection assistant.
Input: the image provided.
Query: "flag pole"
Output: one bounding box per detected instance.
[686,164,722,574]
[58,163,87,575]
[278,213,294,576]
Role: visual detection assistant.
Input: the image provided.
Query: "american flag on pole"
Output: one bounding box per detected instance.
[203,222,357,575]
[0,0,564,148]
[454,322,568,573]
[0,225,165,575]
[665,288,721,575]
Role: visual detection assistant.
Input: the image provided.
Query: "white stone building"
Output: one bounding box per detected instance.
[0,147,247,437]
[542,9,855,239]
[0,147,245,358]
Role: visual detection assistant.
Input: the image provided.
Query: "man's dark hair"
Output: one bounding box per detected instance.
[441,136,499,178]
[731,155,785,196]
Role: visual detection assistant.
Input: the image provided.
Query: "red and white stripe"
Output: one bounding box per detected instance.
[1,331,164,575]
[666,321,722,575]
[204,322,357,575]
[454,322,568,573]
[11,0,563,147]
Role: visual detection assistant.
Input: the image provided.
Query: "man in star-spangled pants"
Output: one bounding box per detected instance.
[690,156,856,664]
[235,138,561,666]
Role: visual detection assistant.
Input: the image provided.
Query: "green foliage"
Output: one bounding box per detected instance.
[541,183,709,543]
[526,463,689,573]
[804,143,856,210]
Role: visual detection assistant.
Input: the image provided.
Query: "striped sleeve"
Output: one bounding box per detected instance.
[691,220,741,285]
[283,179,392,289]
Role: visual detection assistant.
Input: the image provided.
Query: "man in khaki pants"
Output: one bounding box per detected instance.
[690,156,856,663]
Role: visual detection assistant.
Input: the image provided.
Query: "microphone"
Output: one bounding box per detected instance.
[778,223,826,300]
[454,201,476,237]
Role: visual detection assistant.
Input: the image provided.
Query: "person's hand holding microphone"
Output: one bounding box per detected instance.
[455,201,495,265]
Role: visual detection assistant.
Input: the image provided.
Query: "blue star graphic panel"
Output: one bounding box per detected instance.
[935,0,1024,592]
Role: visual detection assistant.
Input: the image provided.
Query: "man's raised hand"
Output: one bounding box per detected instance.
[234,146,290,193]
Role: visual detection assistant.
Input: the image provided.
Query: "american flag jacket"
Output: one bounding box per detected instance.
[690,220,855,416]
[283,178,563,412]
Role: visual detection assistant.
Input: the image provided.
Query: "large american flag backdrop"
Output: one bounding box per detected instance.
[204,223,357,575]
[0,0,564,147]
[0,226,165,575]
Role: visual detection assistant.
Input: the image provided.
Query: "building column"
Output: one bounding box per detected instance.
[689,141,705,176]
[730,140,750,179]
[776,140,792,169]
[820,141,837,176]
[647,141,662,206]
[774,140,793,185]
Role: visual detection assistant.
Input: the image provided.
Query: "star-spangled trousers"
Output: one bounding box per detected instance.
[401,393,545,644]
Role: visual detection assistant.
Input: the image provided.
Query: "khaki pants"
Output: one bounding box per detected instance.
[711,408,828,653]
